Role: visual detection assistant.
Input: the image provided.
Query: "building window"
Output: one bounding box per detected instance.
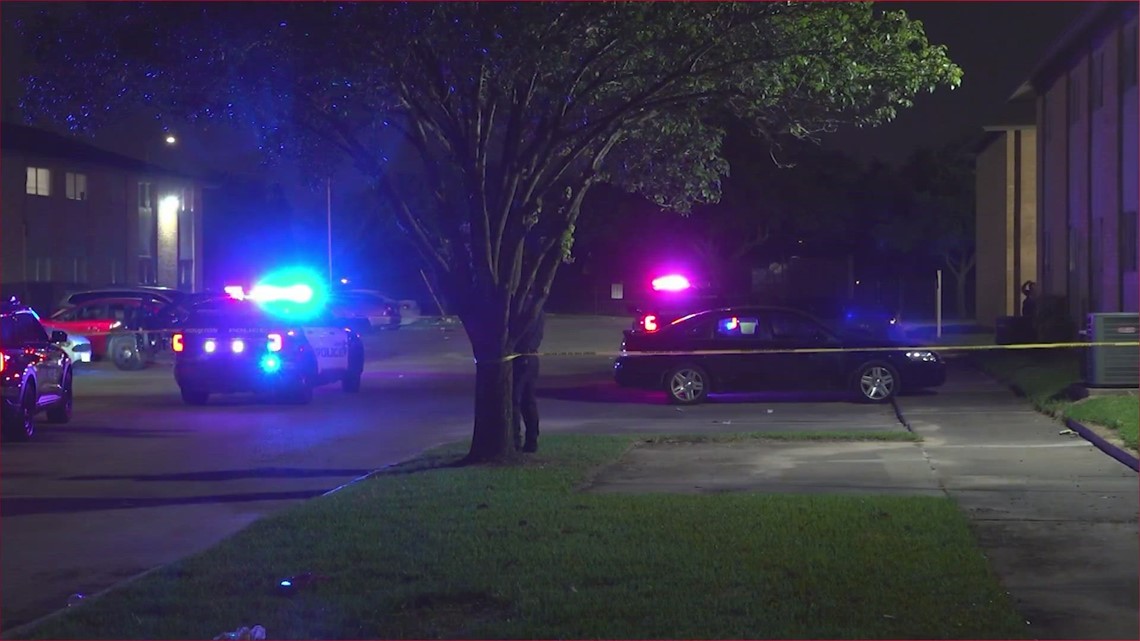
[138,256,157,285]
[65,172,88,200]
[1092,52,1105,110]
[1123,210,1139,272]
[32,258,52,282]
[25,167,50,196]
[1123,26,1138,89]
[72,257,88,283]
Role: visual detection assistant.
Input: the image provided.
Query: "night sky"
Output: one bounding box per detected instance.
[1,2,1088,193]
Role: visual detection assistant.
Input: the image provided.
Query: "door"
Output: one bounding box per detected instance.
[764,310,844,390]
[303,314,349,376]
[707,313,774,391]
[13,312,65,401]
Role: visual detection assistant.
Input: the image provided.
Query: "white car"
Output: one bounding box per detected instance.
[59,333,93,364]
[329,290,421,331]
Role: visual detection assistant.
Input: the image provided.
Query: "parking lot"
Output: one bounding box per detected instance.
[3,314,1135,639]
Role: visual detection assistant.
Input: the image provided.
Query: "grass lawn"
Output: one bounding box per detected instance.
[972,350,1139,451]
[22,435,1025,640]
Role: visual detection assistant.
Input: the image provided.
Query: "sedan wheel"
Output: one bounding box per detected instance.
[666,366,709,405]
[856,363,897,403]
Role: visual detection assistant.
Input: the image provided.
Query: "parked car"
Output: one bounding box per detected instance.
[60,286,182,308]
[1,299,74,441]
[42,297,166,360]
[614,306,946,405]
[59,333,93,364]
[171,295,365,405]
[328,290,407,332]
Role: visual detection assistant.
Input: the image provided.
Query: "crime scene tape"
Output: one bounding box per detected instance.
[505,340,1140,360]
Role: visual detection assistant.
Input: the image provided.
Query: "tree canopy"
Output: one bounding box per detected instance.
[19,1,962,461]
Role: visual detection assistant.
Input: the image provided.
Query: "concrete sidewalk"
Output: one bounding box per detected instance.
[897,359,1139,640]
[587,357,1137,639]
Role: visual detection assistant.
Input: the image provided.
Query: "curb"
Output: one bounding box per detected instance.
[1064,417,1140,473]
[889,397,914,434]
[967,356,1139,474]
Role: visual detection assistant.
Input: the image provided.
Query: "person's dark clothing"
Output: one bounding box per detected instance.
[1021,281,1037,318]
[512,309,545,452]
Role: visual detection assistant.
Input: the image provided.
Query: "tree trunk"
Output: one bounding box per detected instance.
[465,358,515,464]
[461,302,516,465]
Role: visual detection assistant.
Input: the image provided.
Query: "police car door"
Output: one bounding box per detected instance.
[303,314,349,377]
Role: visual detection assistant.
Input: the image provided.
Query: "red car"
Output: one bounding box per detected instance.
[42,298,162,359]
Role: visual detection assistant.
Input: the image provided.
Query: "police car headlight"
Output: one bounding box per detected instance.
[906,351,938,362]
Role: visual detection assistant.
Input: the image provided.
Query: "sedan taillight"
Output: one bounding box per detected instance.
[172,333,184,352]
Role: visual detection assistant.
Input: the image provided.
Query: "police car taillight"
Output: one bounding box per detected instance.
[642,314,658,332]
[0,353,7,373]
[267,333,283,352]
[172,333,184,352]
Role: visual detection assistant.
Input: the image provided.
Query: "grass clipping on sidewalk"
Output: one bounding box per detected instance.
[26,435,1025,640]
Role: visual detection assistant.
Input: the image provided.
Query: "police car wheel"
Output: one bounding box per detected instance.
[45,370,73,424]
[180,387,210,406]
[281,378,314,405]
[342,370,362,393]
[1,389,35,442]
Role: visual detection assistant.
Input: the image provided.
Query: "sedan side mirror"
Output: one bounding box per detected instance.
[50,330,69,344]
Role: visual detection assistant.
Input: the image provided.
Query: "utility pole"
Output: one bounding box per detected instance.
[326,177,333,285]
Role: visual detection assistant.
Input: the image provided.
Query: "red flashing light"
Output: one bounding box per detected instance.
[172,333,184,353]
[651,274,691,292]
[643,314,658,332]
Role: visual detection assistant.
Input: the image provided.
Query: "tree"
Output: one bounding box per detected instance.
[19,2,961,463]
[876,141,976,319]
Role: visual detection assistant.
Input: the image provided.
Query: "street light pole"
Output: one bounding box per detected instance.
[326,177,333,285]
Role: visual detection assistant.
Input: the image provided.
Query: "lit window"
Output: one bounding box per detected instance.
[66,172,88,200]
[25,167,50,196]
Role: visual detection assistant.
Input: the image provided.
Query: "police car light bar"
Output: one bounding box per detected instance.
[224,284,314,305]
[651,274,691,292]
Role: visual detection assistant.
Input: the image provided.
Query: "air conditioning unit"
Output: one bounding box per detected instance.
[1086,313,1139,388]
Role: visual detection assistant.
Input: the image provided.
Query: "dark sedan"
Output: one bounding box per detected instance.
[613,306,945,405]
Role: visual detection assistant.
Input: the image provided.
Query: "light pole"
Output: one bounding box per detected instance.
[326,177,334,286]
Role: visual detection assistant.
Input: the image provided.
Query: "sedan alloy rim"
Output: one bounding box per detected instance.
[860,366,894,400]
[670,369,704,402]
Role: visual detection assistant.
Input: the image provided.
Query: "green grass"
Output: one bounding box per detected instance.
[1068,396,1140,450]
[973,350,1138,451]
[22,435,1024,640]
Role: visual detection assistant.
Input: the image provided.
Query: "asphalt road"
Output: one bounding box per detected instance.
[0,315,905,631]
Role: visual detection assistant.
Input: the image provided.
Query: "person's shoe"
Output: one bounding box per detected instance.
[522,441,538,453]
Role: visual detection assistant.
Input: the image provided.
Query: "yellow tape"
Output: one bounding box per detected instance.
[521,341,1139,359]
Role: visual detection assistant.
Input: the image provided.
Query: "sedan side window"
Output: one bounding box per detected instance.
[76,304,105,321]
[715,316,770,339]
[769,311,830,342]
[53,307,78,322]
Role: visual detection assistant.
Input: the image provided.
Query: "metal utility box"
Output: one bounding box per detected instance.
[1086,313,1139,388]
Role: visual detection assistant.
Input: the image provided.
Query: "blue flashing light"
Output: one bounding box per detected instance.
[250,267,329,322]
[260,354,282,374]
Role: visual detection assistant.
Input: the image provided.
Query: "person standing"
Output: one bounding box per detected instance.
[512,303,545,453]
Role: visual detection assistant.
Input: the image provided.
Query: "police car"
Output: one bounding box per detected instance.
[170,285,364,405]
[2,298,75,441]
